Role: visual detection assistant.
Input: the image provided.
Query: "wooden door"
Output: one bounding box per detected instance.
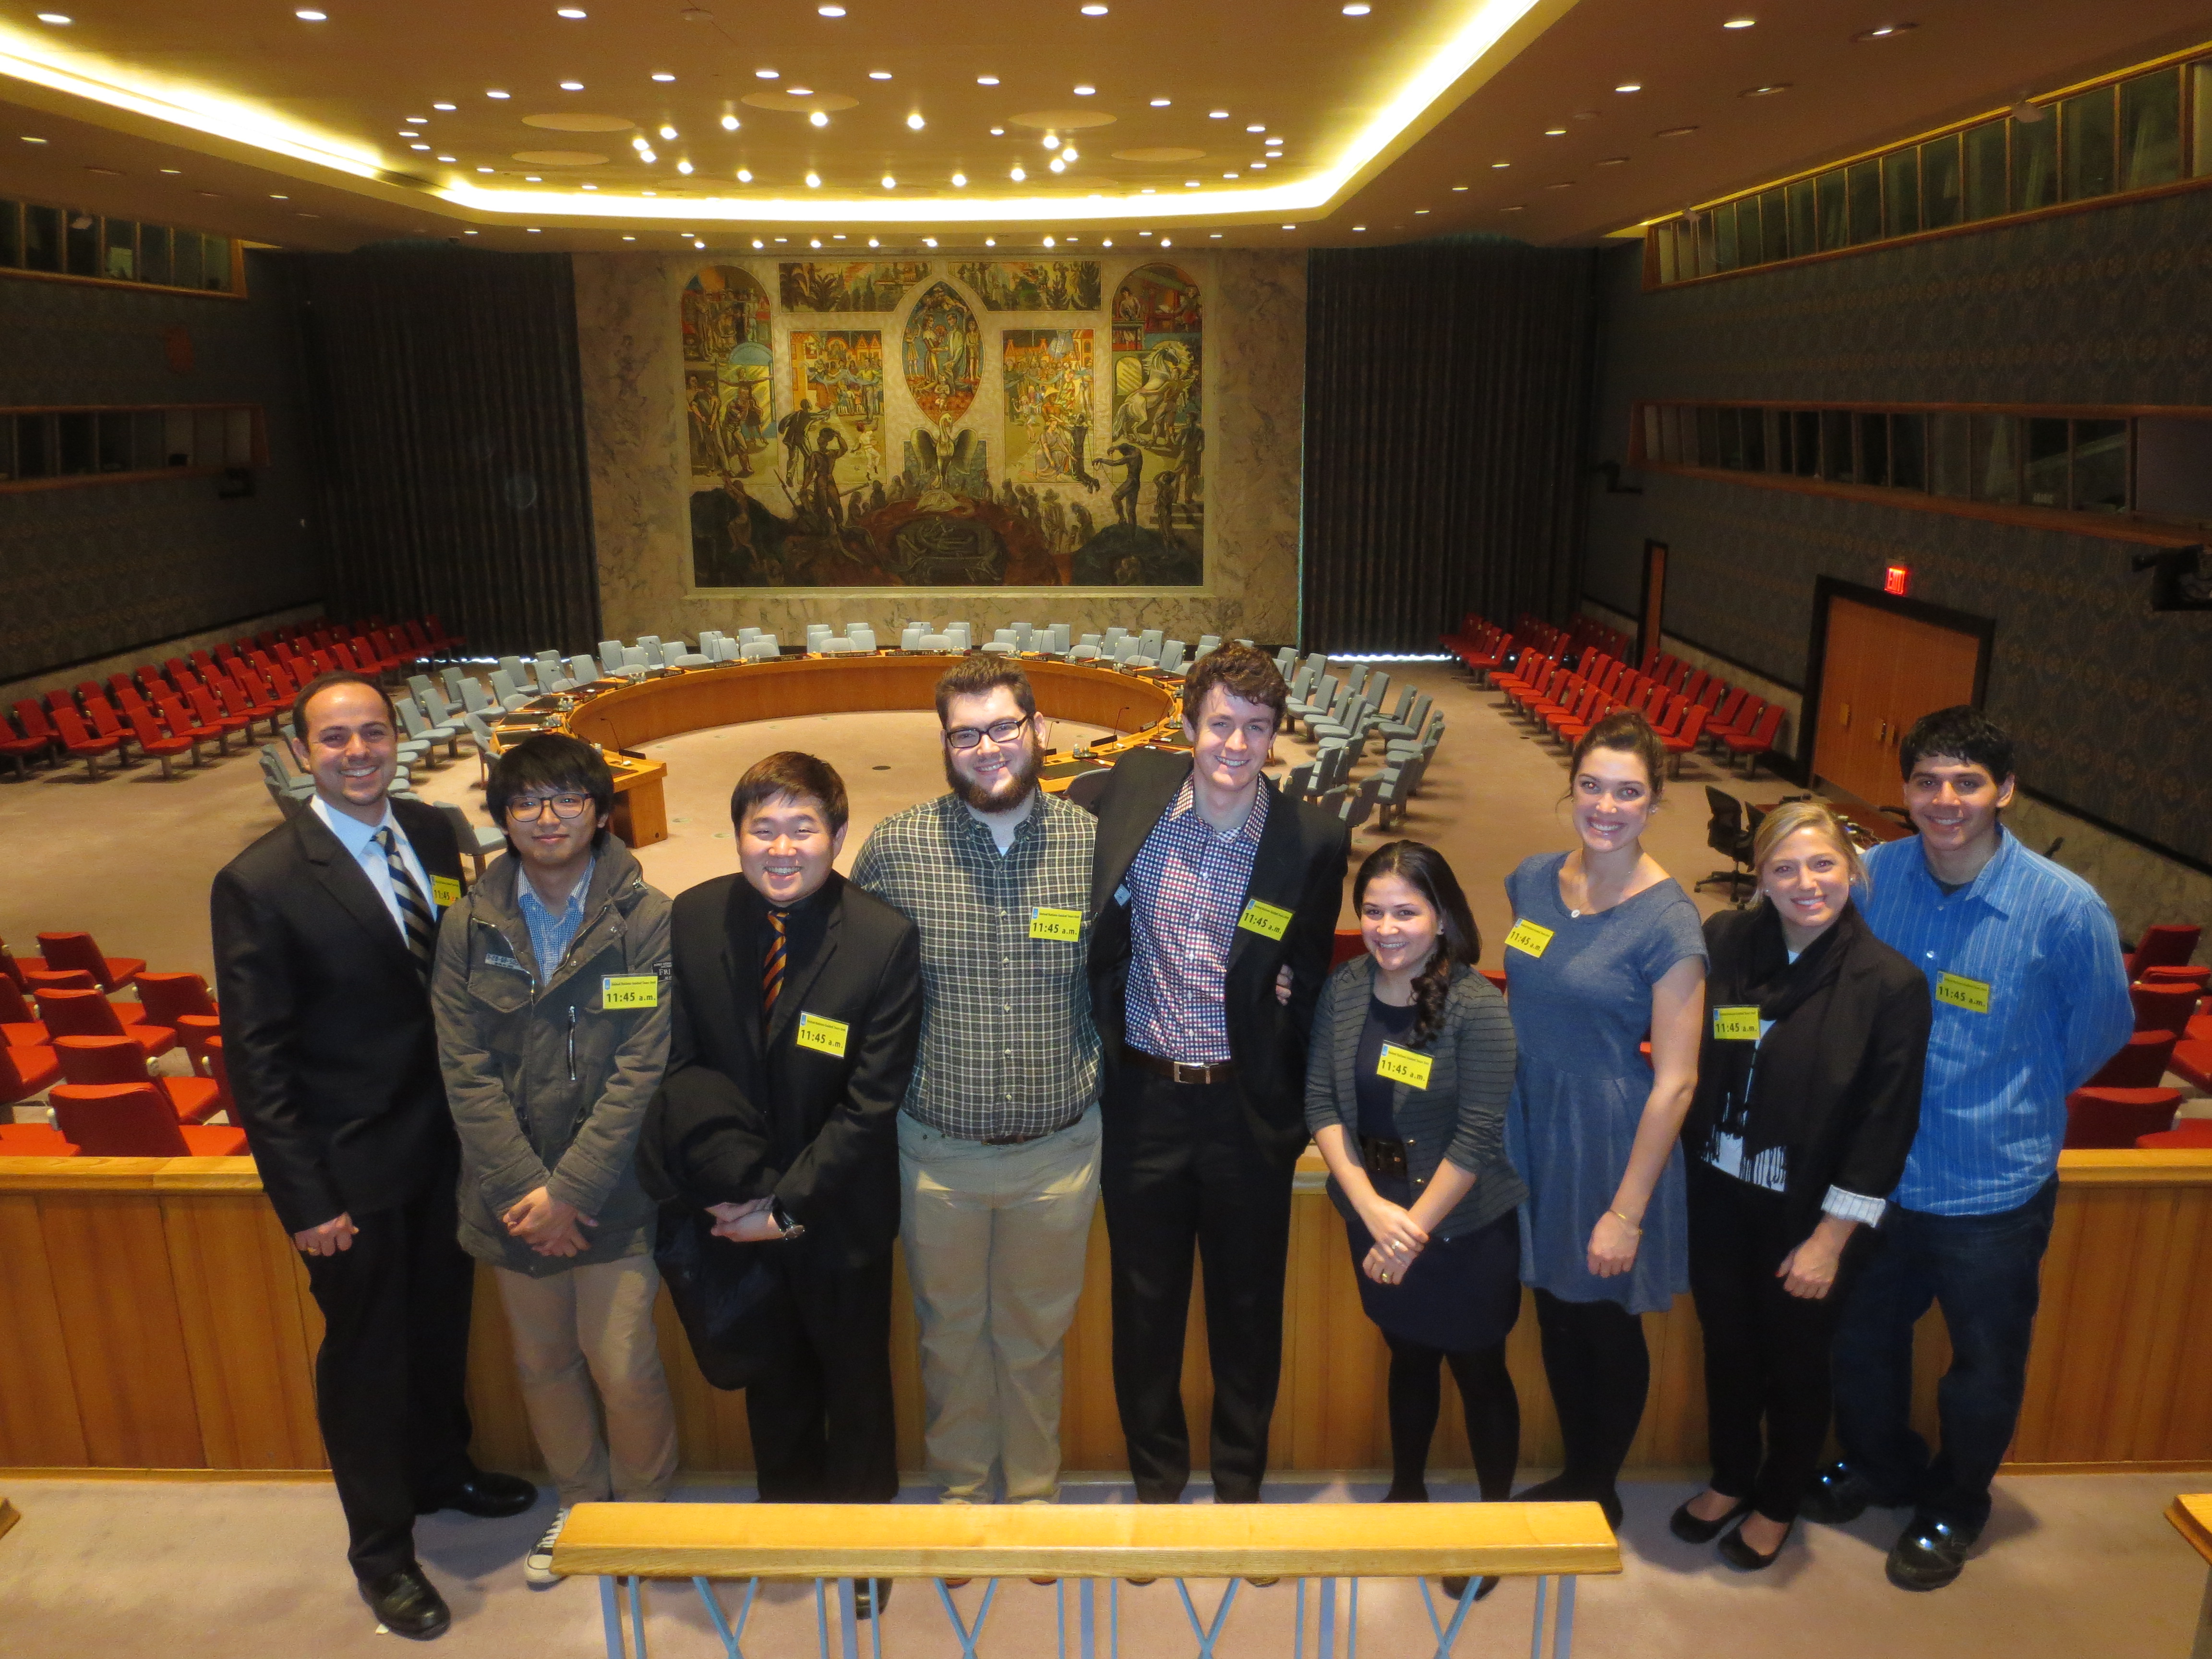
[1815,596,1983,807]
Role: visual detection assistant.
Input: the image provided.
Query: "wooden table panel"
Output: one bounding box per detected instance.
[0,1195,90,1467]
[162,1194,325,1470]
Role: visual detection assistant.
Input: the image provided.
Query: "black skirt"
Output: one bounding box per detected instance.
[1337,1177,1522,1352]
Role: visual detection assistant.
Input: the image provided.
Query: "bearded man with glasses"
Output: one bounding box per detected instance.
[851,657,1104,1513]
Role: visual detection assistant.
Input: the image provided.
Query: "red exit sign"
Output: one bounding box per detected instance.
[1884,565,1911,596]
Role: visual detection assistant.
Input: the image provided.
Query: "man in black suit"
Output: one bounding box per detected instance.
[212,671,536,1641]
[1086,643,1350,1505]
[639,752,921,1610]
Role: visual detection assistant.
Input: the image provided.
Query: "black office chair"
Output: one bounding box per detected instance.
[1696,786,1756,903]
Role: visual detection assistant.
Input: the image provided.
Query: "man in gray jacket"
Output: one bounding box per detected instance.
[432,733,679,1587]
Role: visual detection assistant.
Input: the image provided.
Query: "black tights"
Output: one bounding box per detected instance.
[1533,1289,1648,1506]
[1383,1336,1519,1503]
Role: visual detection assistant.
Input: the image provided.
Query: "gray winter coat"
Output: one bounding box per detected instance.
[432,840,673,1275]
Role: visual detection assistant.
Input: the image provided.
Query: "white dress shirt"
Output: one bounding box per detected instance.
[312,795,435,938]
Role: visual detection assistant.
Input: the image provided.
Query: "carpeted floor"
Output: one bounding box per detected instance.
[0,1471,2204,1657]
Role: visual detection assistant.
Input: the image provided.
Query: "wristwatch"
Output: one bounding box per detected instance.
[769,1198,807,1241]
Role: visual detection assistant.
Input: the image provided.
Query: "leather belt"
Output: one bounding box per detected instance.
[1359,1135,1409,1181]
[980,1130,1051,1146]
[1122,1044,1238,1085]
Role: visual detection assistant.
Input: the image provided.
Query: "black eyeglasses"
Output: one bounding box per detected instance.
[944,718,1031,751]
[506,793,591,822]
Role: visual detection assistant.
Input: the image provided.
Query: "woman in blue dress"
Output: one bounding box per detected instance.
[1503,711,1707,1527]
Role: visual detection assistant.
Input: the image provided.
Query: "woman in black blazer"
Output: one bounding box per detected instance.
[1305,841,1525,1602]
[1671,801,1930,1570]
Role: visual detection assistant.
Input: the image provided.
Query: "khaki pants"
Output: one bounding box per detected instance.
[900,1106,1101,1501]
[494,1254,680,1507]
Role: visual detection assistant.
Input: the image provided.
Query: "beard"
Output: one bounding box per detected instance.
[945,731,1045,812]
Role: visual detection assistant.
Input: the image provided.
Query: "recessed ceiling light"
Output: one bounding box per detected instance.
[1101,236,1113,245]
[805,170,821,185]
[410,143,430,150]
[869,70,892,79]
[1210,232,1222,237]
[295,7,327,19]
[1266,136,1283,144]
[1491,160,1509,168]
[399,129,421,137]
[1010,164,1026,180]
[1597,155,1627,165]
[1501,204,1523,212]
[1282,222,1294,228]
[951,171,967,185]
[641,188,655,193]
[1048,155,1065,171]
[1150,97,1170,107]
[1450,184,1467,191]
[1246,124,1266,133]
[1250,161,1266,168]
[737,168,752,180]
[437,154,457,162]
[659,123,678,138]
[652,72,675,81]
[1544,127,1566,135]
[676,159,694,172]
[36,12,72,22]
[579,180,595,187]
[1073,84,1095,95]
[270,192,289,199]
[1082,2,1108,11]
[557,6,587,15]
[1854,22,1917,38]
[817,3,845,13]
[751,237,764,247]
[1158,236,1170,246]
[1656,124,1698,137]
[478,165,493,171]
[693,238,706,248]
[1723,15,1755,26]
[1208,109,1229,119]
[788,85,813,95]
[907,112,926,129]
[1545,180,1574,188]
[623,234,636,240]
[638,147,656,161]
[1740,82,1790,95]
[1184,179,1200,187]
[1042,235,1055,248]
[433,102,456,110]
[868,236,880,246]
[809,237,822,248]
[528,228,542,233]
[881,173,895,187]
[560,80,584,90]
[1343,2,1370,12]
[1413,208,1427,215]
[720,113,739,130]
[1614,82,1641,93]
[1222,170,1237,177]
[923,236,937,246]
[487,89,510,98]
[160,166,180,173]
[990,126,1005,134]
[977,75,999,85]
[525,175,541,180]
[756,68,780,78]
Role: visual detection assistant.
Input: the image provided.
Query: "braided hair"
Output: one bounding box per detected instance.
[1352,840,1481,1048]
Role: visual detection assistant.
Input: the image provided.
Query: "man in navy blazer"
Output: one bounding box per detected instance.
[213,672,536,1641]
[1085,644,1349,1505]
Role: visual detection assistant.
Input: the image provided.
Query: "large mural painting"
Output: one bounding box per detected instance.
[685,259,1202,590]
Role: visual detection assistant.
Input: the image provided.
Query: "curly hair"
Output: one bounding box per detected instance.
[1353,840,1481,1048]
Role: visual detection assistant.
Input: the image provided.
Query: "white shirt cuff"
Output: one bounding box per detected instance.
[1821,1186,1888,1226]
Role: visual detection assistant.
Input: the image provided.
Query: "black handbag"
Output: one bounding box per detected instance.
[653,1201,783,1391]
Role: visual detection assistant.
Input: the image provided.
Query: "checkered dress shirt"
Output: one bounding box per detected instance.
[1123,779,1270,1064]
[852,789,1101,1139]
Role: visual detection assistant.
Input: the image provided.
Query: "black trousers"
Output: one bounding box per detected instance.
[1101,1069,1295,1504]
[1532,1289,1648,1506]
[1686,1160,1859,1524]
[300,1166,477,1582]
[745,1245,899,1503]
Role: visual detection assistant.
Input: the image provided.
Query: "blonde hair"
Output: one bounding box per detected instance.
[1752,800,1869,897]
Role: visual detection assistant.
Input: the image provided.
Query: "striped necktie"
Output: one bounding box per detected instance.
[762,909,787,1016]
[374,826,438,974]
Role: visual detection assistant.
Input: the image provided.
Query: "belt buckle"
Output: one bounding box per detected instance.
[1172,1059,1208,1084]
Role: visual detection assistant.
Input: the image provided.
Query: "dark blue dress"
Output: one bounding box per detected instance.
[1503,852,1706,1315]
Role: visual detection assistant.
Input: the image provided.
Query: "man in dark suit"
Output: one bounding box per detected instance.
[212,671,536,1641]
[638,752,921,1611]
[1086,643,1350,1505]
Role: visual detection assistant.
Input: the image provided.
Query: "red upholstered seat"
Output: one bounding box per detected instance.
[127,705,199,777]
[1331,930,1366,970]
[0,1123,76,1155]
[2130,983,2200,1038]
[0,1042,61,1105]
[2137,1121,2212,1150]
[36,932,145,992]
[2126,924,2202,982]
[33,988,173,1058]
[2064,1088,2181,1148]
[49,1083,249,1156]
[2170,1040,2212,1095]
[0,975,50,1047]
[52,1035,224,1122]
[2085,1030,2176,1089]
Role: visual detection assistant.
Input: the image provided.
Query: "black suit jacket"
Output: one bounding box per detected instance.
[1086,747,1350,1163]
[638,870,922,1268]
[211,798,466,1235]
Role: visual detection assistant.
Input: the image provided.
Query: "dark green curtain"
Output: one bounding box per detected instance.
[1301,241,1599,651]
[296,246,601,657]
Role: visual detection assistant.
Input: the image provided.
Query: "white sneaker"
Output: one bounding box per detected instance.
[524,1507,570,1588]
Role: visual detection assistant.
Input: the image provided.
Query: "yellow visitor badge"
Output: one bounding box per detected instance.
[1376,1044,1434,1089]
[601,974,659,1010]
[1030,906,1083,942]
[1936,972,1992,1014]
[1237,899,1293,940]
[431,875,460,910]
[1713,1005,1762,1041]
[796,1011,851,1057]
[1503,918,1553,958]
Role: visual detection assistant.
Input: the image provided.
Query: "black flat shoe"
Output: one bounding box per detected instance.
[1719,1520,1792,1572]
[1670,1494,1755,1545]
[852,1578,892,1620]
[1514,1477,1622,1531]
[417,1469,539,1518]
[360,1566,451,1640]
[1439,1575,1500,1603]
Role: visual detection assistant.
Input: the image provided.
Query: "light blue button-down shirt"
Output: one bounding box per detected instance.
[311,796,434,938]
[1859,828,2132,1216]
[518,857,594,980]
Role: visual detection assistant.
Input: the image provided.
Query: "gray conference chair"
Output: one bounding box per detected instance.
[438,801,509,878]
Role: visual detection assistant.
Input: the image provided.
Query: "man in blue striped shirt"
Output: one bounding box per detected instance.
[1802,708,2132,1592]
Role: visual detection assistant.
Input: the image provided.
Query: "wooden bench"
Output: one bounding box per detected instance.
[553,1500,1621,1659]
[2167,1494,2212,1659]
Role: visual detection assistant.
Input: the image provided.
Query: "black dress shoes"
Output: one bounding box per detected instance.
[1799,1462,1901,1527]
[1885,1515,1976,1591]
[417,1469,539,1518]
[360,1566,451,1640]
[1670,1494,1755,1545]
[1439,1575,1501,1604]
[1718,1520,1791,1572]
[852,1578,893,1619]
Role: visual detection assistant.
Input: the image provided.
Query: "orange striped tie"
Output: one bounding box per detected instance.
[762,909,787,1016]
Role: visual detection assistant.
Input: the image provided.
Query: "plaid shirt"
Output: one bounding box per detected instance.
[1124,779,1270,1064]
[852,790,1101,1139]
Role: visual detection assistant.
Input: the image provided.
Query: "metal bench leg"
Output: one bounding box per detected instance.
[936,1578,999,1659]
[1173,1577,1240,1659]
[694,1576,759,1659]
[1418,1572,1483,1659]
[599,1576,626,1659]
